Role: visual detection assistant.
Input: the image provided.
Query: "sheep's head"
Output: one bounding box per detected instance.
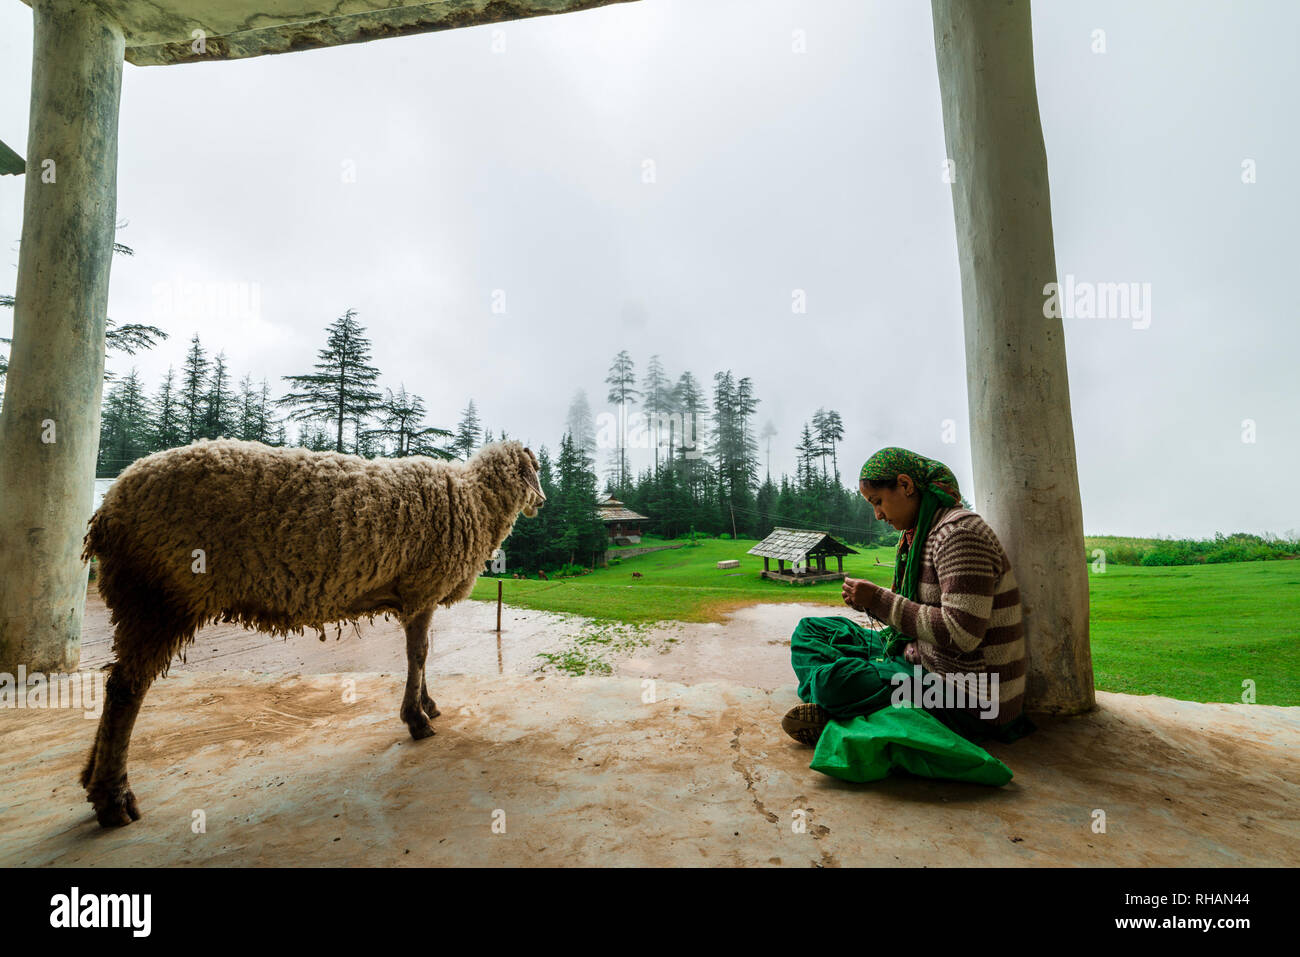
[472,440,546,518]
[518,446,546,517]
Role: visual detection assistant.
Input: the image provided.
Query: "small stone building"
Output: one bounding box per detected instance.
[748,528,857,584]
[597,494,650,546]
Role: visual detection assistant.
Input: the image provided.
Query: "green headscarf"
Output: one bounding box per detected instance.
[859,447,962,657]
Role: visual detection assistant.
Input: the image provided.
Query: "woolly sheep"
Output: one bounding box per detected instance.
[80,438,545,828]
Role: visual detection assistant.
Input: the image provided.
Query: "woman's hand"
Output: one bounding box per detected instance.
[903,641,921,665]
[841,577,878,612]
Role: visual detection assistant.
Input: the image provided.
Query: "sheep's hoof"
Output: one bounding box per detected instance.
[402,704,436,740]
[407,721,436,741]
[93,788,141,828]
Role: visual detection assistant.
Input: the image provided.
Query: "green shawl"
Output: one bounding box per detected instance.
[859,447,962,656]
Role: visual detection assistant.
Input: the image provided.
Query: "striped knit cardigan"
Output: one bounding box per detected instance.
[864,507,1027,724]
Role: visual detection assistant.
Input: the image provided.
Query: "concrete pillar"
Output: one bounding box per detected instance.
[0,2,124,674]
[930,0,1094,714]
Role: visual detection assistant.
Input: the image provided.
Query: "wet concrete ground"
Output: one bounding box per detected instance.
[2,672,1296,867]
[2,594,1295,866]
[80,589,591,678]
[81,589,829,688]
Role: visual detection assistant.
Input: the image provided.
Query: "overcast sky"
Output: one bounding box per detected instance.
[2,0,1296,538]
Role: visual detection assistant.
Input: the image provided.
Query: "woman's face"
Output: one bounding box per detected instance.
[860,474,921,530]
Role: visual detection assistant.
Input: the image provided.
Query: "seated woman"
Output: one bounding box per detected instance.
[782,447,1030,746]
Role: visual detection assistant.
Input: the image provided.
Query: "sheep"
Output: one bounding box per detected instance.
[79,437,545,828]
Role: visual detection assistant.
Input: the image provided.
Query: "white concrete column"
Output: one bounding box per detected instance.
[0,1,124,674]
[931,0,1095,714]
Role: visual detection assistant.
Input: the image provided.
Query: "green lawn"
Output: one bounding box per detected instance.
[1081,561,1299,705]
[473,538,1300,706]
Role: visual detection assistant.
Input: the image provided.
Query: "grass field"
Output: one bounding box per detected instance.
[472,538,1300,706]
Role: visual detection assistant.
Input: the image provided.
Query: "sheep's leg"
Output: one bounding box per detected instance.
[420,677,440,721]
[399,605,436,740]
[419,605,440,721]
[82,667,153,828]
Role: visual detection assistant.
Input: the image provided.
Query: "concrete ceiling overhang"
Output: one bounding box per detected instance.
[19,0,638,66]
[0,138,23,175]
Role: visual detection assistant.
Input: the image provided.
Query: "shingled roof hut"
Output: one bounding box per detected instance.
[597,494,650,546]
[748,528,858,585]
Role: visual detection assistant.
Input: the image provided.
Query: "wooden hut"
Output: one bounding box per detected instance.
[748,528,857,585]
[597,494,650,546]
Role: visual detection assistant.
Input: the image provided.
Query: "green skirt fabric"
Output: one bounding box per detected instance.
[791,616,1015,786]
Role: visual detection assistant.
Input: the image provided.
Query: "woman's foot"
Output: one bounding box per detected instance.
[782,703,831,746]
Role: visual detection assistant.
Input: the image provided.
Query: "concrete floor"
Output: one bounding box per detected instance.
[2,666,1296,866]
[3,592,1296,866]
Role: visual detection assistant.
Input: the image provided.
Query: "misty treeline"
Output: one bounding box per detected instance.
[85,308,612,572]
[87,307,612,572]
[31,299,895,571]
[495,350,893,575]
[92,309,472,475]
[529,350,897,554]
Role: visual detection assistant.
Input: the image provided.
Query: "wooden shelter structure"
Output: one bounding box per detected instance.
[597,494,649,546]
[748,528,857,585]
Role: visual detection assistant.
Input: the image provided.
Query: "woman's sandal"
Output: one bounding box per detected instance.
[781,703,832,746]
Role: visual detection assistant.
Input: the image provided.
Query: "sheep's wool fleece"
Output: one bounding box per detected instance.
[86,439,533,642]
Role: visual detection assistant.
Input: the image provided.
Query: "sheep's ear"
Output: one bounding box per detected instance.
[519,454,544,497]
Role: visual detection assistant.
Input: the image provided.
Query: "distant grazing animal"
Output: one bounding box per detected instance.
[538,570,548,580]
[632,572,643,578]
[80,438,545,828]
